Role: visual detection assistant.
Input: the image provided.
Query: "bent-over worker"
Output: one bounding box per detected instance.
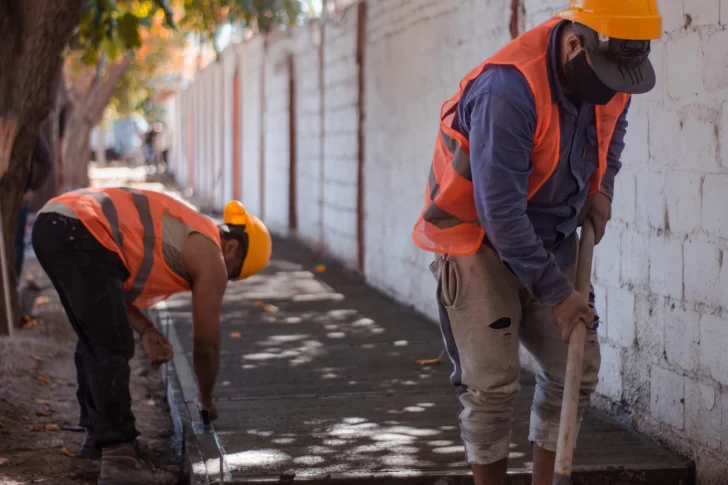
[412,2,662,484]
[32,187,271,485]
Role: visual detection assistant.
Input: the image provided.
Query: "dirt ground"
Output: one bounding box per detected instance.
[0,258,175,485]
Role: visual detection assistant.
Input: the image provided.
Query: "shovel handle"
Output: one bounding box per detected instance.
[553,219,596,484]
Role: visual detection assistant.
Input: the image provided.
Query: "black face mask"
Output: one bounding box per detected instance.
[564,51,617,105]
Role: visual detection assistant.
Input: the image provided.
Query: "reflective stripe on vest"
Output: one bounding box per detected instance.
[75,189,125,250]
[422,130,472,230]
[412,17,630,256]
[74,188,156,304]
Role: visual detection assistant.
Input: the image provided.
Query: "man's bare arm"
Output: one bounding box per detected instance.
[183,233,227,411]
[127,304,174,364]
[127,304,154,335]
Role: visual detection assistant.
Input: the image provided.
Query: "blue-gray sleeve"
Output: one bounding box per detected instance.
[599,96,631,201]
[469,92,573,305]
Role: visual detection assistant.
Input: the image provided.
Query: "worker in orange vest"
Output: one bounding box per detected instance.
[412,2,662,484]
[32,188,271,485]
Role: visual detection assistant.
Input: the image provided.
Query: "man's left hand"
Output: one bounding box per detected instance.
[141,327,174,365]
[580,192,611,245]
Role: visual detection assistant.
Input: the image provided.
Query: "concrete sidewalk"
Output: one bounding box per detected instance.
[159,237,692,485]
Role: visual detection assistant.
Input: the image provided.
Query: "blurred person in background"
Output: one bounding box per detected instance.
[17,131,54,278]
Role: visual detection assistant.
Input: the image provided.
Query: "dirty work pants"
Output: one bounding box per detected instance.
[31,212,139,448]
[432,243,600,465]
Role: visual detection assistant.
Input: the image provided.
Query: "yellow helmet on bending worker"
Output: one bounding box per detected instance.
[221,200,272,280]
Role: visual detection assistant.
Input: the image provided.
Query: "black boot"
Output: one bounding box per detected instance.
[77,429,102,460]
[98,441,179,485]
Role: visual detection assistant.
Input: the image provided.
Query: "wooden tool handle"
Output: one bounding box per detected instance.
[553,219,596,485]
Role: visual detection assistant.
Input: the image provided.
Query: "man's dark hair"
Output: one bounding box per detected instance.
[220,224,250,276]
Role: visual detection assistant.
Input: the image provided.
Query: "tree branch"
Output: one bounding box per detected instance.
[86,53,133,123]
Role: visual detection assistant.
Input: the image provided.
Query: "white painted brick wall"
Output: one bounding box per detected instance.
[621,231,649,290]
[596,342,622,401]
[664,171,701,234]
[172,0,728,480]
[685,379,722,450]
[635,295,665,361]
[650,365,685,431]
[263,31,294,235]
[605,287,636,348]
[666,33,703,99]
[649,236,683,300]
[684,240,722,306]
[700,314,728,386]
[292,23,324,249]
[322,9,359,266]
[664,304,700,373]
[221,49,236,209]
[702,174,728,238]
[240,37,264,218]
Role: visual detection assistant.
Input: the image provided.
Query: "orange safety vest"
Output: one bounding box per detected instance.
[412,18,630,256]
[50,187,222,308]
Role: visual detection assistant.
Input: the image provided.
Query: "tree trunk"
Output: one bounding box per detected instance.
[61,111,93,189]
[62,55,133,190]
[0,0,84,336]
[30,70,66,212]
[95,126,107,168]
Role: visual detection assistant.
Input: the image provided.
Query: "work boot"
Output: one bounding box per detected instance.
[98,442,179,485]
[77,429,102,460]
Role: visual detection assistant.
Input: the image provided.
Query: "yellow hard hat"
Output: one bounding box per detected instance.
[223,201,272,280]
[555,0,662,40]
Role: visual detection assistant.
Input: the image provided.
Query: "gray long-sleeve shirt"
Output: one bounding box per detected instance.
[453,20,630,305]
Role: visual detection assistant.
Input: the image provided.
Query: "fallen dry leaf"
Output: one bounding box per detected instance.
[313,264,327,273]
[230,331,242,338]
[36,409,48,417]
[36,296,50,305]
[23,317,40,328]
[30,353,43,362]
[61,446,73,457]
[31,424,60,432]
[253,300,265,308]
[262,304,278,313]
[38,376,51,385]
[416,349,446,366]
[35,399,50,405]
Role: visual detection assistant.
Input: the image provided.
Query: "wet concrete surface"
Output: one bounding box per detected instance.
[162,237,693,484]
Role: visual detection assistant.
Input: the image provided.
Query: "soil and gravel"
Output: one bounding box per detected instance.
[0,258,175,485]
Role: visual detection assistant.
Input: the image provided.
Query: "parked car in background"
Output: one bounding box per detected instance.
[112,114,149,166]
[89,126,118,163]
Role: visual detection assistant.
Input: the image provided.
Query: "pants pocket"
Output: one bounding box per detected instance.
[440,257,460,308]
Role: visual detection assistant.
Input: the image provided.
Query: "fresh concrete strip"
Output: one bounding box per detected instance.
[156,302,232,484]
